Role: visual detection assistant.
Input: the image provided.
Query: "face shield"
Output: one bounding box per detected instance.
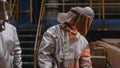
[68,7,94,36]
[57,6,94,36]
[66,11,93,36]
[75,13,93,36]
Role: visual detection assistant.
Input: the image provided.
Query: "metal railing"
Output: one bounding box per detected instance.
[34,0,46,68]
[9,0,33,23]
[9,0,18,21]
[19,0,33,22]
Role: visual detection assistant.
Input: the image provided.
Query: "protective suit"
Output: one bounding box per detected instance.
[0,0,22,67]
[38,6,94,68]
[0,22,22,68]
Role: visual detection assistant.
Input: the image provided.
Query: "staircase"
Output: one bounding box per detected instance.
[90,42,107,68]
[17,25,37,68]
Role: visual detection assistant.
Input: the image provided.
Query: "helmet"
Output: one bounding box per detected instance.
[57,6,94,36]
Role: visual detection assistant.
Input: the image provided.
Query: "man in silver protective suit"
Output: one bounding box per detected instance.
[38,6,94,68]
[0,0,22,68]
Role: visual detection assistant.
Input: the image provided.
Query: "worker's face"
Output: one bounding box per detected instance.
[67,14,80,28]
[65,15,79,39]
[64,15,79,33]
[69,15,78,27]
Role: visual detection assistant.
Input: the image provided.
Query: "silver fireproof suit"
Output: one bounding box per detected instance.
[0,22,22,68]
[38,24,92,68]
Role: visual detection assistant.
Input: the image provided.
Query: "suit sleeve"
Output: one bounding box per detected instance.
[13,28,22,68]
[38,31,56,68]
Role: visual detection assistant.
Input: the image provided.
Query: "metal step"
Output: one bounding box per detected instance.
[22,62,34,68]
[19,35,36,41]
[22,55,34,62]
[17,25,37,68]
[22,48,34,55]
[91,56,107,68]
[17,25,37,29]
[20,41,35,48]
[17,29,37,35]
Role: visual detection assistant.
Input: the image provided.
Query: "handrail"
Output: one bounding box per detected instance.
[90,0,93,8]
[62,0,65,12]
[34,0,46,68]
[98,0,101,19]
[102,0,105,19]
[9,0,17,20]
[10,0,17,16]
[30,0,32,22]
[10,0,33,23]
[45,3,120,6]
